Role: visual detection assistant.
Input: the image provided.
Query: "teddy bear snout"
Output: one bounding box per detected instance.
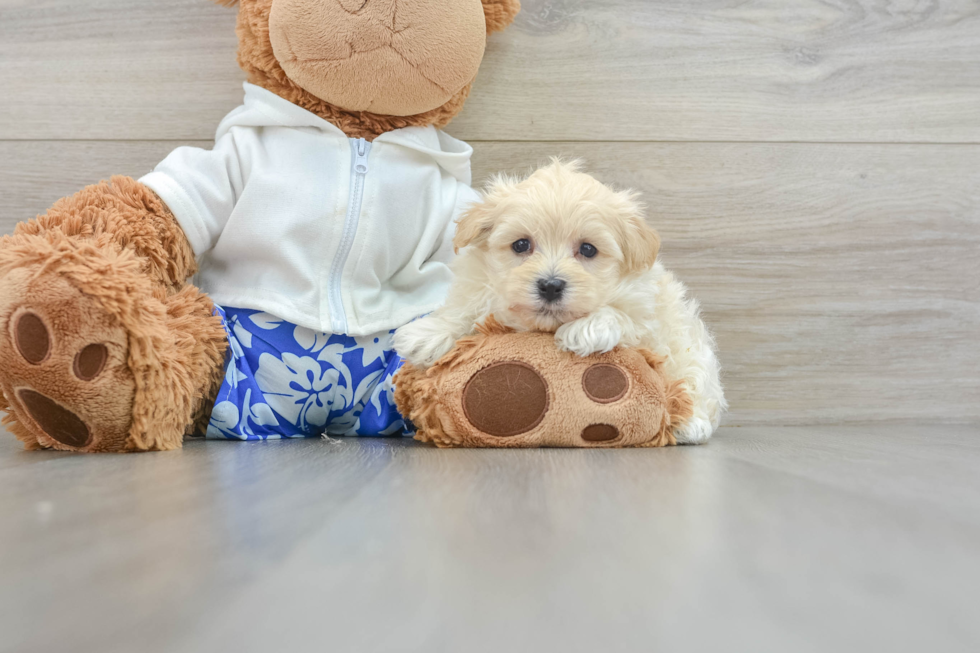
[268,0,488,115]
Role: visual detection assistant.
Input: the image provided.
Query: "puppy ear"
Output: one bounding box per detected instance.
[454,174,518,253]
[210,0,239,6]
[624,219,661,271]
[453,202,496,253]
[482,0,521,34]
[616,192,661,272]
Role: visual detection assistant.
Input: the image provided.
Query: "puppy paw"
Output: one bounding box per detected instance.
[555,313,623,357]
[673,416,715,444]
[393,318,459,368]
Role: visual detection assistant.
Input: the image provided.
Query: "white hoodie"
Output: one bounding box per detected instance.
[141,83,478,336]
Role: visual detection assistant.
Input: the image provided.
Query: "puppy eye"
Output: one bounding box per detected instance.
[579,242,598,258]
[512,239,532,254]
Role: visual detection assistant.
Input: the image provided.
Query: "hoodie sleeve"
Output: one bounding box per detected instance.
[139,130,245,257]
[426,183,481,265]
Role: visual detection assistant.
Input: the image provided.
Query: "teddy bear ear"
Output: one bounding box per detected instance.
[482,0,521,33]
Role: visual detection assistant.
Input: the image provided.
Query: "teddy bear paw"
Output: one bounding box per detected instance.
[0,264,136,452]
[399,330,687,448]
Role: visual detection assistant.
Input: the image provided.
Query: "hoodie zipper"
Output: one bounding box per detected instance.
[329,137,372,334]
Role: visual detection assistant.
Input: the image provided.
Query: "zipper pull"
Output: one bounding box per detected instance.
[354,138,370,175]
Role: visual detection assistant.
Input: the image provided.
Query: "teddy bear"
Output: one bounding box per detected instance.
[394,317,694,448]
[0,0,522,452]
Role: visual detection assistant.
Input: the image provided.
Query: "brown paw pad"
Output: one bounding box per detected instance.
[461,361,549,437]
[16,389,92,448]
[73,343,108,381]
[581,423,620,443]
[582,364,629,403]
[14,312,51,365]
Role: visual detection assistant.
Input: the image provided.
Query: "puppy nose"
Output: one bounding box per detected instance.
[537,277,566,303]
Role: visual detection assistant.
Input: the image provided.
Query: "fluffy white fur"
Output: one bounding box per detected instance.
[394,160,726,443]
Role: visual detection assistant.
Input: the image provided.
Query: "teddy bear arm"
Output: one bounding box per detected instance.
[12,176,197,291]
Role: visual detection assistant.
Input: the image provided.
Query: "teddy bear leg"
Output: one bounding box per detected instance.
[152,285,229,445]
[0,178,226,452]
[0,241,227,452]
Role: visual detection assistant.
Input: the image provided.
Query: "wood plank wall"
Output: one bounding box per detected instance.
[1,0,978,425]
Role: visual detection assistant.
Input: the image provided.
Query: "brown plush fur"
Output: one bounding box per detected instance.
[395,317,693,448]
[232,0,518,140]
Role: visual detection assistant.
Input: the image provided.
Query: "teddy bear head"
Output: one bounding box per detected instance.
[214,0,520,139]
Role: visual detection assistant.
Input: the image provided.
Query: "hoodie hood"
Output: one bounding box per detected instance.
[217,83,474,185]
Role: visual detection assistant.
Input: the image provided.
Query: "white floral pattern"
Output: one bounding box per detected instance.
[207,306,408,440]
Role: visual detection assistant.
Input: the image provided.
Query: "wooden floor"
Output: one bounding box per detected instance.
[1,424,979,653]
[1,1,979,651]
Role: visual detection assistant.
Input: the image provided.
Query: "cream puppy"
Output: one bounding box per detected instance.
[394,160,726,443]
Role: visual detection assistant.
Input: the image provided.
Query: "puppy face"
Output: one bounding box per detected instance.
[455,160,660,332]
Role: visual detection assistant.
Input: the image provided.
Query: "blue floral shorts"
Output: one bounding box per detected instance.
[206,306,408,440]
